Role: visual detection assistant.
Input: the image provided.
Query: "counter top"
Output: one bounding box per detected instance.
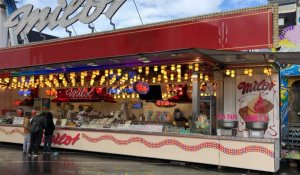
[0,124,278,143]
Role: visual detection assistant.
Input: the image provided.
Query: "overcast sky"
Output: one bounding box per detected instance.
[17,0,268,38]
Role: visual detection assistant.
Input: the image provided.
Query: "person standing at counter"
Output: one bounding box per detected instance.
[66,105,75,120]
[43,112,55,154]
[77,105,85,125]
[28,112,47,157]
[22,112,31,154]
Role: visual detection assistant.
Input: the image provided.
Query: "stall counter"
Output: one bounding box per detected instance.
[0,124,280,172]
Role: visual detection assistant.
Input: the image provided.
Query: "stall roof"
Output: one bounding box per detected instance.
[196,49,300,66]
[1,48,299,77]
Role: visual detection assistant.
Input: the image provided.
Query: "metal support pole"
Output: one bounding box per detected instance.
[192,73,200,122]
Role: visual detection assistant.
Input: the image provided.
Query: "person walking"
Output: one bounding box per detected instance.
[22,112,31,154]
[28,112,47,157]
[44,112,55,154]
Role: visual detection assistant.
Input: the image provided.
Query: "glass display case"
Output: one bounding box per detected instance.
[193,96,216,135]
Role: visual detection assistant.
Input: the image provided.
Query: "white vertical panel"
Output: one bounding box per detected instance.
[223,77,236,114]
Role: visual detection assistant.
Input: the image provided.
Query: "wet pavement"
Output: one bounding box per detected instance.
[0,144,299,175]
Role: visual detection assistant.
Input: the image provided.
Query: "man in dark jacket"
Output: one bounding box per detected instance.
[43,112,55,154]
[28,112,47,157]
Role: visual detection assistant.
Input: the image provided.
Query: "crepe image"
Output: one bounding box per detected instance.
[239,93,274,120]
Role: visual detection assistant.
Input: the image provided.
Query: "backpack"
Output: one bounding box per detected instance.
[31,116,43,133]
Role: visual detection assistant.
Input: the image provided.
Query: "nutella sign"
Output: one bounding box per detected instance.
[238,79,275,95]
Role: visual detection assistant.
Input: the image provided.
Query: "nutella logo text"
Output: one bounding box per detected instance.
[238,79,275,95]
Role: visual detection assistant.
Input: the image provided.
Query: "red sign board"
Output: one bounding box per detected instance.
[134,82,149,94]
[53,88,115,102]
[0,6,277,69]
[155,100,176,107]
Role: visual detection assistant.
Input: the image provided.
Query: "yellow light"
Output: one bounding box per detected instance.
[132,93,135,98]
[21,76,26,82]
[138,67,143,73]
[264,68,268,74]
[244,69,249,75]
[231,70,235,74]
[249,69,253,73]
[205,75,209,81]
[268,68,272,75]
[171,65,176,71]
[200,74,203,80]
[188,64,193,70]
[145,71,149,75]
[110,69,114,75]
[154,66,158,72]
[194,64,199,71]
[4,78,10,83]
[145,67,150,71]
[249,72,253,77]
[231,74,235,78]
[226,70,230,75]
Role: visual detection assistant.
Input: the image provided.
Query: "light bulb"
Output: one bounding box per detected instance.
[154,66,158,72]
[205,75,209,81]
[171,65,175,71]
[226,70,230,75]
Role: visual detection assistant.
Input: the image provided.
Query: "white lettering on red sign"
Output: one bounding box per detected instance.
[65,88,94,98]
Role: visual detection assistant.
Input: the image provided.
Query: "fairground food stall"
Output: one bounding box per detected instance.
[0,4,280,173]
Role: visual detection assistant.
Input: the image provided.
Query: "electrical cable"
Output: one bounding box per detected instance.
[132,0,143,25]
[71,25,78,36]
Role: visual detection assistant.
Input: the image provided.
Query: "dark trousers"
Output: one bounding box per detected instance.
[43,135,53,153]
[28,131,43,154]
